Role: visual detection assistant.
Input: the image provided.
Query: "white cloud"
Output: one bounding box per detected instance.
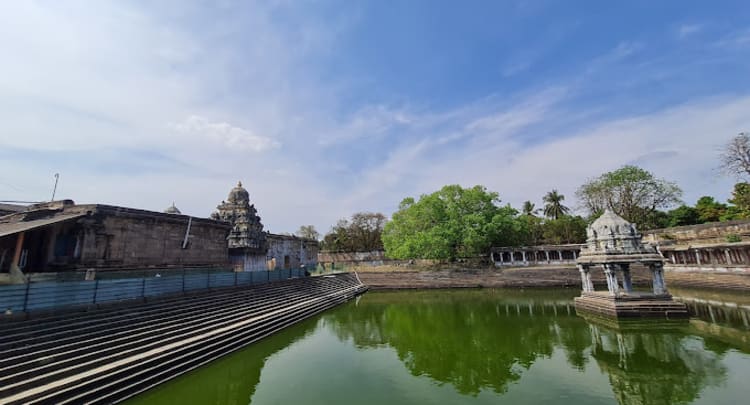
[170,116,280,152]
[345,96,746,217]
[677,23,703,39]
[0,2,746,237]
[317,105,414,145]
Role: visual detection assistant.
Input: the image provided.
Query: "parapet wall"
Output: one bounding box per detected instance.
[643,220,750,246]
[317,250,439,267]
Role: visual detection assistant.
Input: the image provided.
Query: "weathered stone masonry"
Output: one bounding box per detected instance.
[0,201,230,281]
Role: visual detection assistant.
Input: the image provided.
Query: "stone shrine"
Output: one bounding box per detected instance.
[574,209,688,318]
[211,182,318,272]
[212,182,268,253]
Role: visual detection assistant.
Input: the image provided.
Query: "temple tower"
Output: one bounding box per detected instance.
[212,181,267,254]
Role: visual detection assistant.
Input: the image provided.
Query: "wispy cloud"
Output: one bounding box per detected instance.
[715,28,750,48]
[677,23,703,39]
[0,2,747,234]
[170,116,280,152]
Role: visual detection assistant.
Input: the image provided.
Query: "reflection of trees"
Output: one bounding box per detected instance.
[326,290,731,404]
[325,290,584,396]
[131,290,740,405]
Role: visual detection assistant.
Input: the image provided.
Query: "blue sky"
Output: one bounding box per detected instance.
[1,1,749,233]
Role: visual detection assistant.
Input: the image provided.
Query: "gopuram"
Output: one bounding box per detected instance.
[574,209,688,319]
[211,182,319,272]
[212,182,269,270]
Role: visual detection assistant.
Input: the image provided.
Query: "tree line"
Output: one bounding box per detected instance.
[297,133,750,260]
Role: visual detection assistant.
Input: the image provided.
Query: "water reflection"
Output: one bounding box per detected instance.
[585,320,726,405]
[128,288,749,405]
[324,290,587,396]
[324,289,743,404]
[127,316,320,404]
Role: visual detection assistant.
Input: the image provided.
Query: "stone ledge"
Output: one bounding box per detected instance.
[574,294,688,319]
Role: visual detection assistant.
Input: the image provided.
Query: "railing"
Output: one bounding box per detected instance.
[0,267,310,314]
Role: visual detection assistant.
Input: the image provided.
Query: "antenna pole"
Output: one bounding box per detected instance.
[51,173,59,201]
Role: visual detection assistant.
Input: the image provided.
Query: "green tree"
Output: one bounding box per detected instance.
[727,182,750,219]
[542,190,570,220]
[521,201,539,216]
[519,215,545,246]
[639,209,671,230]
[295,225,320,241]
[541,215,587,244]
[576,165,682,227]
[382,185,526,260]
[694,196,727,223]
[667,205,700,227]
[321,219,352,251]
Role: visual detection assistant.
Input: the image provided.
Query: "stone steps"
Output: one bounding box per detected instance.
[574,292,689,319]
[0,273,367,404]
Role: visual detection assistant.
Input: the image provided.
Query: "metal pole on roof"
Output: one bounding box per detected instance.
[51,173,60,201]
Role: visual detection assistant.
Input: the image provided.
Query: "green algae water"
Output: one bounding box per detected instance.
[128,288,750,405]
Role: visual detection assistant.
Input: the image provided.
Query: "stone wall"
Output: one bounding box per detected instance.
[0,203,231,274]
[316,250,439,267]
[356,266,655,289]
[79,205,230,269]
[266,234,318,270]
[318,250,387,266]
[643,220,750,246]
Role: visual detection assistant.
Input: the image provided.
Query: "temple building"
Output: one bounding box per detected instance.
[574,209,688,319]
[0,182,319,284]
[0,200,231,284]
[212,182,318,272]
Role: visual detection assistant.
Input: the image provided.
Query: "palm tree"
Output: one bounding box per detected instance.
[521,201,538,216]
[543,190,570,220]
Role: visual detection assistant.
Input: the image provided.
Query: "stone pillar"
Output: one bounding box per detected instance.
[725,249,732,265]
[521,250,527,264]
[545,250,550,263]
[670,252,676,264]
[573,250,578,259]
[577,265,593,292]
[557,250,563,262]
[603,264,618,296]
[650,262,667,295]
[619,263,633,293]
[695,249,701,265]
[509,251,514,266]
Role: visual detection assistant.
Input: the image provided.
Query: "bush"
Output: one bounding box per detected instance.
[726,234,742,243]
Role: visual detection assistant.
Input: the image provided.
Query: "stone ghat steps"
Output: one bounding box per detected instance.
[0,273,367,405]
[0,280,350,384]
[0,277,341,357]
